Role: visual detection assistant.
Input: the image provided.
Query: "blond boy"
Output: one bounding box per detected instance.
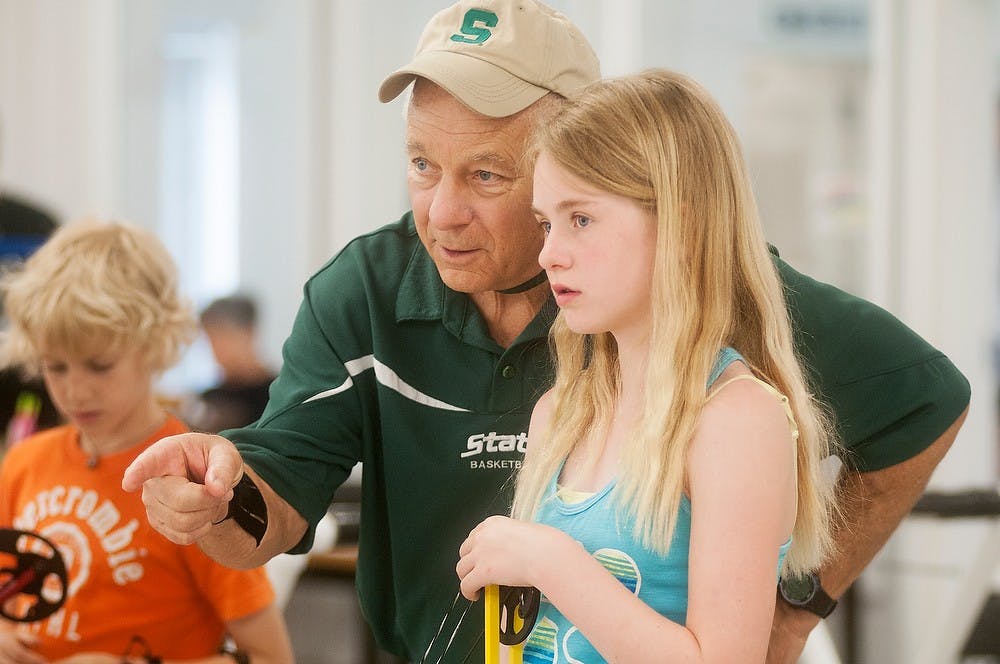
[0,220,293,664]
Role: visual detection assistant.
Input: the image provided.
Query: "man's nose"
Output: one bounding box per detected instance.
[427,177,474,231]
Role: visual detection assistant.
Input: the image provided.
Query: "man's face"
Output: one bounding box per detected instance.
[406,81,545,294]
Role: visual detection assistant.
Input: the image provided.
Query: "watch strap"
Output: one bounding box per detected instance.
[806,583,838,618]
[217,473,268,546]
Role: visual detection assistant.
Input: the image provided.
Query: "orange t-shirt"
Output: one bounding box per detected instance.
[0,416,275,660]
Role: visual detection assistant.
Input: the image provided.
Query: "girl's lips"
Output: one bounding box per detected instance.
[551,285,580,306]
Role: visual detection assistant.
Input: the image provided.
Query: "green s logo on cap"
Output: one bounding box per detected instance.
[450,9,498,44]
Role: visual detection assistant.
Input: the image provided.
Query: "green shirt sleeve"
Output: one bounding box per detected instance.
[224,261,367,553]
[775,254,970,472]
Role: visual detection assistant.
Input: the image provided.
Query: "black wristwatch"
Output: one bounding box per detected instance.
[778,571,838,618]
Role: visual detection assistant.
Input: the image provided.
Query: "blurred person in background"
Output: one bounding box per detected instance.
[188,294,277,433]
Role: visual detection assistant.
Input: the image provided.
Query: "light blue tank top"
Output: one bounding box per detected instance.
[523,348,792,664]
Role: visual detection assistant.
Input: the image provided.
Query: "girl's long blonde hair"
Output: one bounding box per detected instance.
[511,69,839,575]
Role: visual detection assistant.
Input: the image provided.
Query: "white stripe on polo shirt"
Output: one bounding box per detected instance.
[303,354,469,412]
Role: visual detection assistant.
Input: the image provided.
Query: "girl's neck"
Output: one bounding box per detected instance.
[562,369,647,492]
[559,334,651,491]
[616,336,650,401]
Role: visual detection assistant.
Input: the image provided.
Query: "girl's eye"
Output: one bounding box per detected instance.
[539,220,551,234]
[574,215,591,228]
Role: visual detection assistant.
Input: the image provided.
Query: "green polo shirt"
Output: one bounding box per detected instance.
[228,213,968,660]
[774,250,969,472]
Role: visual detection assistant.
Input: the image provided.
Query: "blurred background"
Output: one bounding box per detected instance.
[0,1,997,662]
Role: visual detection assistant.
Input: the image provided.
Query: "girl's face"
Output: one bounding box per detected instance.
[533,152,658,345]
[39,343,161,453]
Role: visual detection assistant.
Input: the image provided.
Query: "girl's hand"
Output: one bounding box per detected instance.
[456,516,566,600]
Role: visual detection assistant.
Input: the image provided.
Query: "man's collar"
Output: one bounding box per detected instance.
[393,212,558,346]
[395,228,444,323]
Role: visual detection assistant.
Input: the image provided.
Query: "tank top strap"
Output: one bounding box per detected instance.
[707,346,744,387]
[706,374,798,439]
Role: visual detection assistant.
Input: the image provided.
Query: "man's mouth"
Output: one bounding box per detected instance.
[438,245,478,260]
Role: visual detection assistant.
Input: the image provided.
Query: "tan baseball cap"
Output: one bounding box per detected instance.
[378,0,600,118]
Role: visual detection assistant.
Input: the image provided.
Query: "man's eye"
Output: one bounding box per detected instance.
[476,170,498,182]
[413,158,429,171]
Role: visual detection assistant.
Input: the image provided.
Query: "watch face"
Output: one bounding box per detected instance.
[781,574,816,603]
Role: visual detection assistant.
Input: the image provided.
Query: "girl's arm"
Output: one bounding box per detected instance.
[682,376,797,662]
[459,377,796,663]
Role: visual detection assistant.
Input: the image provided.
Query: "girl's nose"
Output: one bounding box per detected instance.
[538,228,568,272]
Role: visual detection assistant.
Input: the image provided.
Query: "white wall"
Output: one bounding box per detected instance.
[117,0,331,367]
[0,0,122,220]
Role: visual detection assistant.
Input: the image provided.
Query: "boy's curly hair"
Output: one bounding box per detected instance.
[0,218,196,376]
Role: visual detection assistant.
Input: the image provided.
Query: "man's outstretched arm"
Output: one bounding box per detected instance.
[122,432,308,569]
[767,407,968,663]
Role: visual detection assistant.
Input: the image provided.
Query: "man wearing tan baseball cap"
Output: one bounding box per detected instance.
[125,1,970,663]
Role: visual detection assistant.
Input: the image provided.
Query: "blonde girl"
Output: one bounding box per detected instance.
[457,70,840,663]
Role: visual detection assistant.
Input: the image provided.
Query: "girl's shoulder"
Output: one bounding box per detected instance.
[699,361,797,455]
[707,358,787,409]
